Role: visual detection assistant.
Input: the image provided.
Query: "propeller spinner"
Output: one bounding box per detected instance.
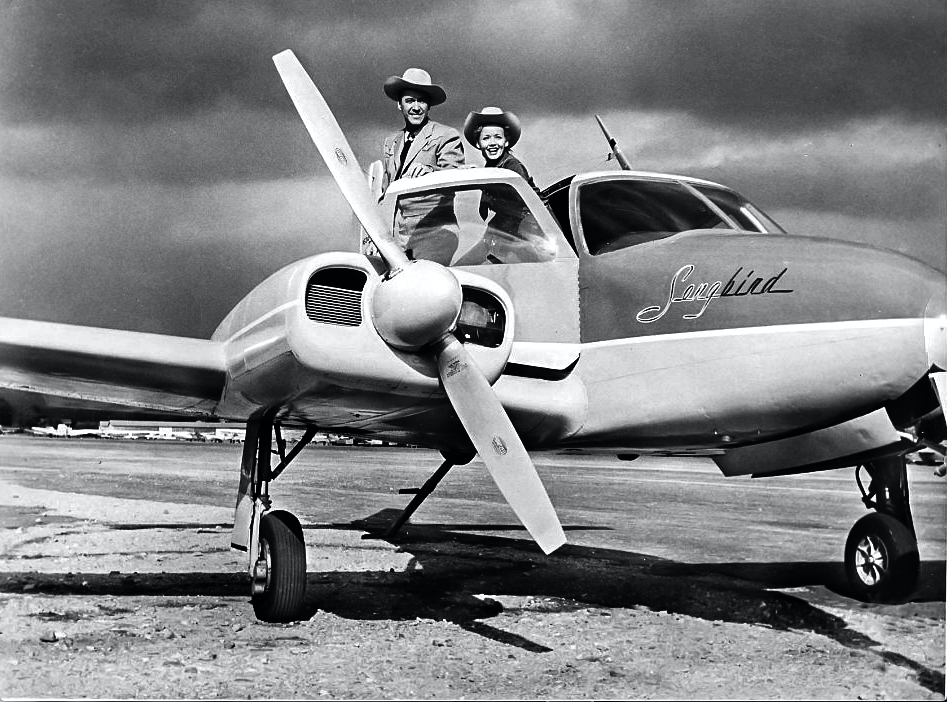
[272,50,566,554]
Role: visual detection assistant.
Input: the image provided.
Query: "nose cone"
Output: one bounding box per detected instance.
[825,243,945,334]
[371,260,463,351]
[877,252,946,373]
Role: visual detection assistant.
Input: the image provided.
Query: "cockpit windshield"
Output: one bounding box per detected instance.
[392,184,558,266]
[692,184,785,235]
[577,178,783,256]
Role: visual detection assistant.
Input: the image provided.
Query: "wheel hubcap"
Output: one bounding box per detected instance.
[251,539,272,596]
[854,534,888,586]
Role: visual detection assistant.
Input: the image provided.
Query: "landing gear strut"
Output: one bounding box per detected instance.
[845,455,920,602]
[232,419,315,622]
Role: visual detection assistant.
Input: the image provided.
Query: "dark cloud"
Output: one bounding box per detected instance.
[0,1,943,336]
[3,0,942,188]
[0,172,353,335]
[720,158,945,223]
[0,0,454,128]
[639,131,946,222]
[0,110,317,185]
[1,1,272,124]
[2,1,943,129]
[603,1,946,128]
[0,220,315,336]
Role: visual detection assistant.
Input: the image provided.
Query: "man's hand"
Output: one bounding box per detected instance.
[402,163,433,179]
[361,235,380,258]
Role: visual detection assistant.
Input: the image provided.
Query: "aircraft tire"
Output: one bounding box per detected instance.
[251,510,307,622]
[844,513,919,603]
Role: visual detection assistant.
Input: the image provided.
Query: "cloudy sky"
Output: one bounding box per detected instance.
[1,0,944,338]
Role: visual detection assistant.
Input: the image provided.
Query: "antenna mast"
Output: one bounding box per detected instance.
[595,115,632,170]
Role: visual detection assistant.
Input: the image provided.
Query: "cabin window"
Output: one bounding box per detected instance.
[393,185,558,266]
[542,184,578,254]
[579,179,729,255]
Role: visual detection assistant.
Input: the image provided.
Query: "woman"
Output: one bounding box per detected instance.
[460,107,547,264]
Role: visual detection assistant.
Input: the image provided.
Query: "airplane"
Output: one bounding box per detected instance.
[37,424,190,441]
[28,422,152,440]
[207,427,247,443]
[0,49,944,623]
[30,423,103,438]
[29,424,71,437]
[139,428,195,441]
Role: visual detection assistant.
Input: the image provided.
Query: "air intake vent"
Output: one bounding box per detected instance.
[455,287,505,348]
[305,268,367,326]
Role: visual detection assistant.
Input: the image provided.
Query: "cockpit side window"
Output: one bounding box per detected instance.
[394,185,558,266]
[579,180,726,255]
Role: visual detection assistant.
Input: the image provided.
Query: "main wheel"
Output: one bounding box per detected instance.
[251,510,306,622]
[844,513,919,603]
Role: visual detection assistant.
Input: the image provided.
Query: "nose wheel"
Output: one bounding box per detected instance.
[844,512,919,602]
[251,510,307,622]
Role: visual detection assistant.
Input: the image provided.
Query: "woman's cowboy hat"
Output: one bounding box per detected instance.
[463,107,522,147]
[383,68,447,106]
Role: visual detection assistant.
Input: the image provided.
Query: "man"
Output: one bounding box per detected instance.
[381,68,465,265]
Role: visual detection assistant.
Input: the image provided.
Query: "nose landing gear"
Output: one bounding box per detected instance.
[844,455,920,602]
[845,512,919,602]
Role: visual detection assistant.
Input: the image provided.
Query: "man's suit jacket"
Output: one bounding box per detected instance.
[381,119,465,195]
[379,119,465,265]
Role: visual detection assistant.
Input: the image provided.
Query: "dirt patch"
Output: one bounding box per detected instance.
[1,438,943,699]
[1,524,943,699]
[0,504,83,530]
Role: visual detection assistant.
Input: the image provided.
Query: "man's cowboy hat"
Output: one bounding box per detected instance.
[383,68,447,105]
[463,107,522,147]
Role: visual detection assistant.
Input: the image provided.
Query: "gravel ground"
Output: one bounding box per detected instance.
[0,436,943,699]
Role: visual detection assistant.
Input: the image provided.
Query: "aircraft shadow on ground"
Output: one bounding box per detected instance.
[308,509,945,692]
[1,510,943,692]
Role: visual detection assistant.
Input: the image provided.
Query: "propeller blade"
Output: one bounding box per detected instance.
[272,51,562,551]
[433,334,566,554]
[272,50,409,272]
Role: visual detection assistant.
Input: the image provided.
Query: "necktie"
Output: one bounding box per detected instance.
[396,132,415,179]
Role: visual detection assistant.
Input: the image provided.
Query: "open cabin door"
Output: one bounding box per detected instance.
[380,168,580,344]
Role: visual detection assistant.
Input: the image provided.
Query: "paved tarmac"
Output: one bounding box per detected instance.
[0,435,944,699]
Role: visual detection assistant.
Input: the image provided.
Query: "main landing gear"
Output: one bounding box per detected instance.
[231,419,316,622]
[252,510,306,621]
[844,455,920,602]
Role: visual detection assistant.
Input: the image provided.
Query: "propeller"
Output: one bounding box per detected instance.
[273,49,566,554]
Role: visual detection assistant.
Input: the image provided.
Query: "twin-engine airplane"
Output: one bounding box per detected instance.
[1,50,944,622]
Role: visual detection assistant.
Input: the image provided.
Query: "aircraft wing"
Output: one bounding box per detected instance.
[0,317,226,417]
